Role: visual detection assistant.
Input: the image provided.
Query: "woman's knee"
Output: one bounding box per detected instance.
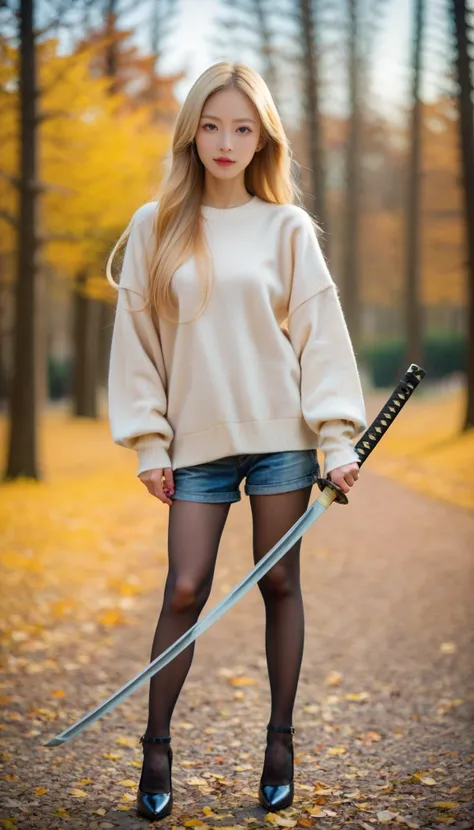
[258,566,299,600]
[164,575,211,614]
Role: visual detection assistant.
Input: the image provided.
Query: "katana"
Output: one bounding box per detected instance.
[44,363,426,747]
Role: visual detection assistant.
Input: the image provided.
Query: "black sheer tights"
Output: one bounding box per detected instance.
[140,487,312,793]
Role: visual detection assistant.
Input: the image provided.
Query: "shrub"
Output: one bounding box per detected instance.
[361,332,467,387]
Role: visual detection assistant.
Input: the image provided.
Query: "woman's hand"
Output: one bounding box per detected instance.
[138,467,175,506]
[327,461,360,495]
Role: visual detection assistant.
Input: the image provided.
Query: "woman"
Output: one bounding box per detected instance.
[106,60,366,822]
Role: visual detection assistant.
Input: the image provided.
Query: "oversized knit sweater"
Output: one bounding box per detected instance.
[108,196,367,477]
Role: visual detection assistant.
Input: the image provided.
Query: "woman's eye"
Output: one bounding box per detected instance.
[202,124,251,133]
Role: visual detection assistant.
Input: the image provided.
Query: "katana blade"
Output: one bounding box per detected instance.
[44,363,426,747]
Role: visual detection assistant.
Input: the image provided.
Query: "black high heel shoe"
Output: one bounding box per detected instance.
[258,724,295,812]
[136,733,173,821]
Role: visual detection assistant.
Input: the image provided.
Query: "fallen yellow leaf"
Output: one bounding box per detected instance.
[410,771,431,781]
[117,778,136,787]
[229,676,258,686]
[68,788,88,797]
[97,608,124,627]
[121,792,135,802]
[420,777,436,786]
[34,787,49,796]
[433,803,459,810]
[327,746,346,756]
[116,736,136,747]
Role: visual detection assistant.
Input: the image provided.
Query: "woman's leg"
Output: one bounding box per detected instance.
[140,499,231,792]
[249,486,312,785]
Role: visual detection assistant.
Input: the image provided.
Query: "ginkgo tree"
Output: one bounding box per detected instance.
[1,1,174,481]
[39,39,170,285]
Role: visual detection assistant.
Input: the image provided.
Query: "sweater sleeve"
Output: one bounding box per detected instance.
[107,207,174,476]
[286,211,367,475]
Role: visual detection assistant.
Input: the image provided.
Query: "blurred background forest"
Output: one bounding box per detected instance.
[0,0,473,481]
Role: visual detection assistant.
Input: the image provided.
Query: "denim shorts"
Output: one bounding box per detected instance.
[171,450,320,504]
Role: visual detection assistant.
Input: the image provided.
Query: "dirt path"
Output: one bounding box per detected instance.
[1,469,473,829]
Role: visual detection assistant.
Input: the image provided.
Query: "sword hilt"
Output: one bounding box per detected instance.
[317,363,427,504]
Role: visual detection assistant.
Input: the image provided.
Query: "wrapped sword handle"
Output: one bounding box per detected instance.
[317,363,427,504]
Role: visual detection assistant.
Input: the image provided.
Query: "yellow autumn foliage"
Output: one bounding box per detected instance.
[0,38,172,292]
[369,387,474,510]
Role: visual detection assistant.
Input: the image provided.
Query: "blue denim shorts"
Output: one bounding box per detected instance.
[171,450,320,504]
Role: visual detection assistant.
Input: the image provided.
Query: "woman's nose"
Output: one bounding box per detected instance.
[220,133,233,152]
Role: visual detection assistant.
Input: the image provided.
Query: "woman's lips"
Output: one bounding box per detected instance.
[214,158,235,166]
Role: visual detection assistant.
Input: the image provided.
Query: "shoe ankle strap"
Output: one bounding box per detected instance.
[267,724,295,734]
[139,733,171,745]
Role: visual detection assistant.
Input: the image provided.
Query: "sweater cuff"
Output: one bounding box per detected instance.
[318,419,361,477]
[136,440,172,476]
[323,446,360,478]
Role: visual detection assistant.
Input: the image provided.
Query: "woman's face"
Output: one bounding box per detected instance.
[194,87,262,180]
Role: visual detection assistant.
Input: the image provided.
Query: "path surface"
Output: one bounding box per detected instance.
[1,469,473,829]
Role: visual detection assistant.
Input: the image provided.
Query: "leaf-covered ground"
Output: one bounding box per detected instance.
[0,390,473,829]
[367,385,474,511]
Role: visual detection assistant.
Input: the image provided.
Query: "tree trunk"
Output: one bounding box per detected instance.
[254,0,279,105]
[452,0,474,431]
[5,0,40,480]
[299,0,329,249]
[404,0,424,368]
[36,267,48,410]
[105,0,119,95]
[0,255,8,404]
[342,0,362,351]
[97,300,115,389]
[72,271,100,418]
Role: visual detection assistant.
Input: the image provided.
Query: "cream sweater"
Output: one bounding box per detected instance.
[108,196,367,477]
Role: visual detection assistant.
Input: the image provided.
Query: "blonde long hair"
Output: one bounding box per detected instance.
[106,61,301,323]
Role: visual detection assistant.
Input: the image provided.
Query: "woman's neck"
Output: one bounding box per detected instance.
[201,175,253,209]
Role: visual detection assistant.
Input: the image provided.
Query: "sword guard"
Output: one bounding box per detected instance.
[316,478,349,505]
